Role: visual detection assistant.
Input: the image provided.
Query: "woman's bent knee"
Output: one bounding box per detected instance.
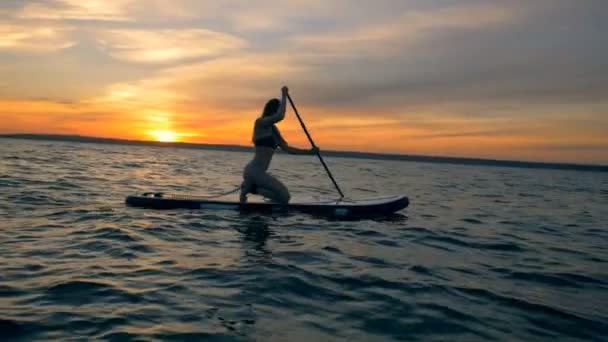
[258,187,290,204]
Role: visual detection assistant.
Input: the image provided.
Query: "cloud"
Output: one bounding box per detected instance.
[96,29,247,64]
[279,1,608,115]
[221,1,335,32]
[13,0,338,30]
[19,0,135,22]
[0,22,75,52]
[122,53,307,108]
[118,0,338,31]
[291,3,516,58]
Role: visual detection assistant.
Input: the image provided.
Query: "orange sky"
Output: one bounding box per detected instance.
[1,1,607,163]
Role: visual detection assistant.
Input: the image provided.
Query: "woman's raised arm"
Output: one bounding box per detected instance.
[257,86,288,126]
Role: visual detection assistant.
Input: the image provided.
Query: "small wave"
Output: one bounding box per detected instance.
[0,285,28,297]
[93,227,139,243]
[350,255,392,267]
[421,235,524,252]
[375,239,400,247]
[419,302,482,322]
[322,246,343,254]
[449,286,607,339]
[373,213,408,222]
[323,273,407,292]
[77,240,113,253]
[353,229,386,237]
[0,178,21,187]
[498,220,524,226]
[0,318,40,340]
[274,251,328,264]
[352,300,490,340]
[584,256,607,263]
[584,228,606,236]
[410,265,434,276]
[547,246,587,256]
[74,211,116,223]
[401,226,437,235]
[510,272,606,287]
[152,332,236,340]
[472,193,504,199]
[353,187,376,193]
[184,267,249,284]
[121,162,144,168]
[265,274,355,302]
[518,192,543,198]
[448,267,481,276]
[43,280,143,305]
[508,271,585,288]
[49,314,127,337]
[47,181,82,190]
[12,193,72,206]
[99,331,141,341]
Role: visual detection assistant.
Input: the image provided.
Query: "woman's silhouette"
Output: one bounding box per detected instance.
[240,86,318,203]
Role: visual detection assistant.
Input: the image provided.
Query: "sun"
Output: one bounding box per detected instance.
[151,130,178,142]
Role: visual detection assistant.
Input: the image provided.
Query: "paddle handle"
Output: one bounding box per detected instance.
[286,93,345,198]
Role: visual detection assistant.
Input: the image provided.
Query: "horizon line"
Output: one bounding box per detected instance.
[1,133,607,173]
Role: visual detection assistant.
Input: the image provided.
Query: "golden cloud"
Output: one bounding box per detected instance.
[96,29,247,64]
[90,53,306,112]
[0,23,75,53]
[19,0,134,21]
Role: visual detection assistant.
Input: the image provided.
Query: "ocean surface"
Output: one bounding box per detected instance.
[1,138,607,341]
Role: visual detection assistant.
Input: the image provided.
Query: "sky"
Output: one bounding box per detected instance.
[0,0,606,163]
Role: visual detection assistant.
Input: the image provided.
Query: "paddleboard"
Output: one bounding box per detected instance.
[125,192,408,218]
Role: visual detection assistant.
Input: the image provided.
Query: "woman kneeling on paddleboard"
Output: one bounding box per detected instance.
[240,86,318,204]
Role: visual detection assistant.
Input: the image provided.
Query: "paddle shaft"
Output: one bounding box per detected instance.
[286,93,345,198]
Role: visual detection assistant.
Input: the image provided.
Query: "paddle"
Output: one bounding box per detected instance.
[286,93,345,199]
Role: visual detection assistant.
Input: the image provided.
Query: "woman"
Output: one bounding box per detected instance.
[240,86,318,204]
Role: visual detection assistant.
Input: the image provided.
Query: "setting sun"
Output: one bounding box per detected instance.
[150,130,178,142]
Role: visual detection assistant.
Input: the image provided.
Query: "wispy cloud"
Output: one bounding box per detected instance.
[291,4,516,58]
[96,29,247,64]
[19,0,134,22]
[223,1,333,32]
[0,22,75,52]
[123,53,308,109]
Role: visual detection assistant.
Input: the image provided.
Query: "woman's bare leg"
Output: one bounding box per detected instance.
[254,173,290,204]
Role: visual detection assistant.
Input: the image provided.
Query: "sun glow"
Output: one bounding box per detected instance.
[150,130,178,142]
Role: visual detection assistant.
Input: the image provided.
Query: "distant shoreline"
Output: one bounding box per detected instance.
[1,133,606,173]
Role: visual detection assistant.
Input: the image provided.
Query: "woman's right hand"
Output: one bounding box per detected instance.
[281,86,289,94]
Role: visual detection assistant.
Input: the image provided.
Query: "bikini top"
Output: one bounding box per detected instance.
[254,135,277,149]
[253,126,279,149]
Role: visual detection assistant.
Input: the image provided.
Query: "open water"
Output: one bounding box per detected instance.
[1,139,607,341]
